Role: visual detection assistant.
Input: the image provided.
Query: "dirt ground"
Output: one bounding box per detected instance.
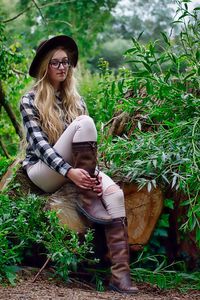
[0,268,199,300]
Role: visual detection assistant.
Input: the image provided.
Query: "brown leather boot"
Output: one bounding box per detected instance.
[72,141,112,225]
[105,217,139,294]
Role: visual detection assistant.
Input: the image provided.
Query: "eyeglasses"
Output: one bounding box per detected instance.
[49,59,70,69]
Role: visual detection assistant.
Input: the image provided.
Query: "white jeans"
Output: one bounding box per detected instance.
[27,115,125,218]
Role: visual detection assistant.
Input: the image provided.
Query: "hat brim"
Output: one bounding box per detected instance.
[29,35,78,78]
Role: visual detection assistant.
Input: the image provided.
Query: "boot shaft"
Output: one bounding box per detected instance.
[105,217,129,264]
[72,141,97,175]
[71,141,112,225]
[105,217,138,293]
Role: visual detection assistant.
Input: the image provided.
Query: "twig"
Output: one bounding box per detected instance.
[47,19,72,27]
[2,1,75,24]
[0,138,10,158]
[70,277,95,290]
[12,68,26,76]
[103,116,118,128]
[40,0,76,9]
[2,5,33,23]
[31,0,46,24]
[32,256,51,283]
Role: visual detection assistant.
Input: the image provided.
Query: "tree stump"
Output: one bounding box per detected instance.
[46,182,91,233]
[0,163,163,248]
[121,182,163,249]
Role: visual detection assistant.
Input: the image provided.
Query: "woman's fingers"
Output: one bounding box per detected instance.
[93,175,103,196]
[67,168,103,191]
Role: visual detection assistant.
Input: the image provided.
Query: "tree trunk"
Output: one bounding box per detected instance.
[0,137,10,158]
[0,80,23,139]
[0,163,163,248]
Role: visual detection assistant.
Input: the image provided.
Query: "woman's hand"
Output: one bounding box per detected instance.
[67,169,103,196]
[67,168,96,189]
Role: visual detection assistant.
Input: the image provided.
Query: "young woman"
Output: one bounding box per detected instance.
[20,35,138,294]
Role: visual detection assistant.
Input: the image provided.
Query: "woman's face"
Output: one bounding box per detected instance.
[47,49,70,89]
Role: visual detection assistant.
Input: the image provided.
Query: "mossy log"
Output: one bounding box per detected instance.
[0,162,163,250]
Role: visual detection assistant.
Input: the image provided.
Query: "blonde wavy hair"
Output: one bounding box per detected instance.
[33,47,84,145]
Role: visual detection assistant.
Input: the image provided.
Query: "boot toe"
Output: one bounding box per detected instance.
[109,282,139,294]
[76,202,112,224]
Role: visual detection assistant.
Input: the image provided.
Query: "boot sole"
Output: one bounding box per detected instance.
[76,203,113,225]
[109,283,139,294]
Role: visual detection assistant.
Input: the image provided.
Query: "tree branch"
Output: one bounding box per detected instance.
[12,68,26,76]
[40,0,76,9]
[47,19,72,27]
[0,81,23,139]
[2,5,33,23]
[0,138,10,158]
[31,0,46,24]
[2,1,75,24]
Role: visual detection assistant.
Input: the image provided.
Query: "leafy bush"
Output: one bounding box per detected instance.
[0,23,32,157]
[0,156,13,179]
[88,1,200,247]
[77,0,200,261]
[0,193,95,284]
[131,254,200,291]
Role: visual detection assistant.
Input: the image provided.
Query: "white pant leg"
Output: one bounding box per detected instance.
[100,171,126,218]
[27,115,97,192]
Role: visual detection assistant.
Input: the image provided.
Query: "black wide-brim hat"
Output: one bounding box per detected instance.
[29,35,78,78]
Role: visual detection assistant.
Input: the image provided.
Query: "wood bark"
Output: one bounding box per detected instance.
[0,80,23,139]
[0,164,163,248]
[0,137,10,158]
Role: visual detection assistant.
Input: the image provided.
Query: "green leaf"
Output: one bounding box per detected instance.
[117,79,124,93]
[164,199,174,209]
[4,266,20,286]
[161,32,171,46]
[142,61,152,73]
[151,179,157,188]
[178,12,189,20]
[172,175,178,188]
[162,175,170,184]
[138,121,142,131]
[196,50,200,60]
[180,199,191,206]
[137,31,144,41]
[111,81,115,97]
[195,228,200,245]
[152,160,157,168]
[124,48,137,54]
[147,181,152,192]
[184,71,196,80]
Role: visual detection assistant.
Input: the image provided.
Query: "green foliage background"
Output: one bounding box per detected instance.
[0,0,199,290]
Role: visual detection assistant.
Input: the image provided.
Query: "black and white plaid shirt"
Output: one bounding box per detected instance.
[20,91,86,177]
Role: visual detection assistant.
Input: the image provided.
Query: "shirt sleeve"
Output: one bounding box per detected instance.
[20,95,72,177]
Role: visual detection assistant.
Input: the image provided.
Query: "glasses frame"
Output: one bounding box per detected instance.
[49,59,70,69]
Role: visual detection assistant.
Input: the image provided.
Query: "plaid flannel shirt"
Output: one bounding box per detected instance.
[20,91,86,177]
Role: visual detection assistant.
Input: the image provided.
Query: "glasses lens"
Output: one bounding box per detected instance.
[62,59,69,67]
[50,59,70,69]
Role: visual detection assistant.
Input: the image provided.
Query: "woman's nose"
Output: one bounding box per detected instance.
[59,63,65,69]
